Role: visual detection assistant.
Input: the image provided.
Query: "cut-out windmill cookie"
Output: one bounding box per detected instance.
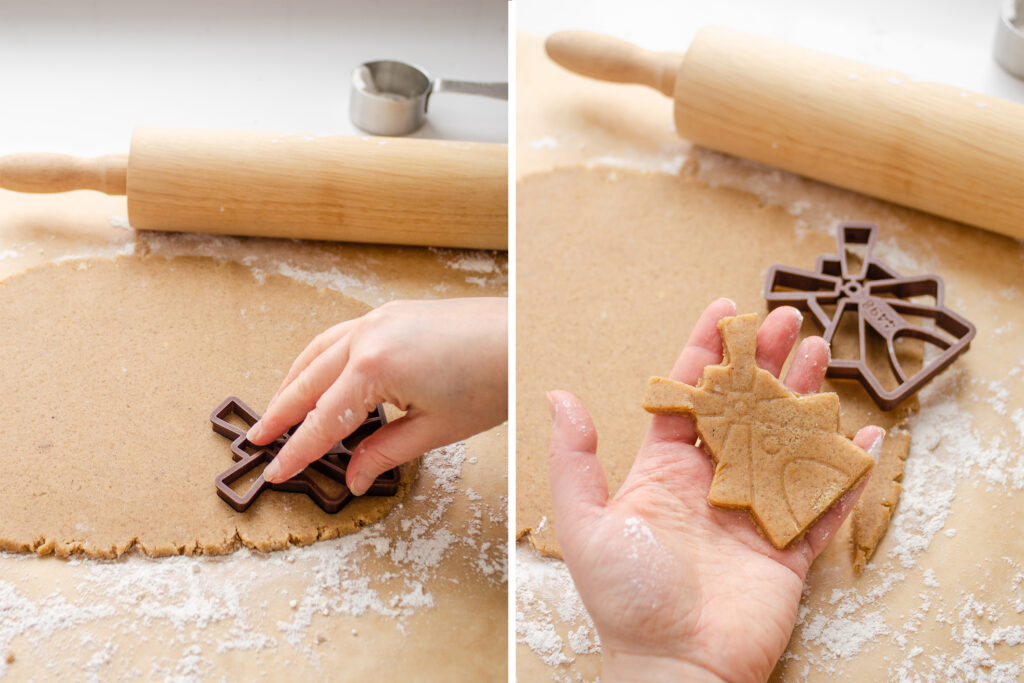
[642,314,875,548]
[764,222,976,410]
[210,396,399,513]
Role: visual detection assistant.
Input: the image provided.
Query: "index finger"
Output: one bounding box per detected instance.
[263,366,375,483]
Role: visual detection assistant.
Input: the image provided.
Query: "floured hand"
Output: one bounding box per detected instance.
[547,298,883,682]
[248,297,507,494]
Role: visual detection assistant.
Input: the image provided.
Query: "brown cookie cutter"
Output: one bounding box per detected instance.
[210,396,400,513]
[764,222,976,410]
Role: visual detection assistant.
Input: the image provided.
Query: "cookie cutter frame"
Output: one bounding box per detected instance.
[210,396,400,513]
[764,222,976,410]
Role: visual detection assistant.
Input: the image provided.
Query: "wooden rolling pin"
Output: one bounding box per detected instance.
[547,27,1024,241]
[0,127,507,250]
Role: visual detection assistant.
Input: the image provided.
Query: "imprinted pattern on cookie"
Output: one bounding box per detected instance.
[643,314,875,548]
[210,396,400,513]
[764,222,975,410]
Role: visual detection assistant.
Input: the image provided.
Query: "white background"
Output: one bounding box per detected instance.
[0,0,508,155]
[4,2,1021,155]
[517,0,1024,104]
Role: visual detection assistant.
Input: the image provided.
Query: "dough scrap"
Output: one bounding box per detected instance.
[644,314,875,548]
[850,430,911,571]
[0,255,417,558]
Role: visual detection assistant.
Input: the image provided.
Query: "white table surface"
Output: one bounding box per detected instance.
[0,0,508,155]
[517,0,1024,104]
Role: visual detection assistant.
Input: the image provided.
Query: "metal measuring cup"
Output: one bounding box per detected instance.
[349,60,508,136]
[994,0,1024,79]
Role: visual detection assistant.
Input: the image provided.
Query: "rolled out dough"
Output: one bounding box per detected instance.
[0,255,417,558]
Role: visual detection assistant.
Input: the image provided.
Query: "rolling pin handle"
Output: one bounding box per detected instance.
[545,30,682,97]
[0,153,128,195]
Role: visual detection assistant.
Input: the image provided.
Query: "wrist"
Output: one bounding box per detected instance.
[601,650,726,683]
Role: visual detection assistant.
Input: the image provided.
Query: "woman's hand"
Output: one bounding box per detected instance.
[247,297,507,493]
[548,298,882,682]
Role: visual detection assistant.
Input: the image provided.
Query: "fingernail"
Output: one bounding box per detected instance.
[722,297,737,312]
[867,429,886,460]
[546,391,557,420]
[350,469,374,496]
[263,458,283,483]
[790,307,804,324]
[246,420,262,443]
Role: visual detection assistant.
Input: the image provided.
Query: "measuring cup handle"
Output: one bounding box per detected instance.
[433,79,508,100]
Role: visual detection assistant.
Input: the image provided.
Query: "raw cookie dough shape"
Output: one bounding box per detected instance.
[764,222,976,410]
[211,396,400,513]
[643,314,875,548]
[0,255,418,558]
[850,430,911,571]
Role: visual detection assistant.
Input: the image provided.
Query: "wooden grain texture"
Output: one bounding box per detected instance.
[0,153,128,195]
[674,26,1024,241]
[126,127,507,249]
[545,31,682,97]
[544,28,1024,241]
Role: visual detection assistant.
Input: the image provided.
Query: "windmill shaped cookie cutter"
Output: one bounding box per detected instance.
[210,396,400,513]
[764,223,976,410]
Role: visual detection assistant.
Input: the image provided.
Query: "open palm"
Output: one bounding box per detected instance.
[548,299,882,682]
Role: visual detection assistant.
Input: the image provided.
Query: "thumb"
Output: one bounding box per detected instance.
[802,425,885,560]
[547,390,609,545]
[346,413,448,495]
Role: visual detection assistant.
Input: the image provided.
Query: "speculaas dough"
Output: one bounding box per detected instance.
[850,430,911,571]
[644,313,875,548]
[0,255,417,558]
[831,362,917,568]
